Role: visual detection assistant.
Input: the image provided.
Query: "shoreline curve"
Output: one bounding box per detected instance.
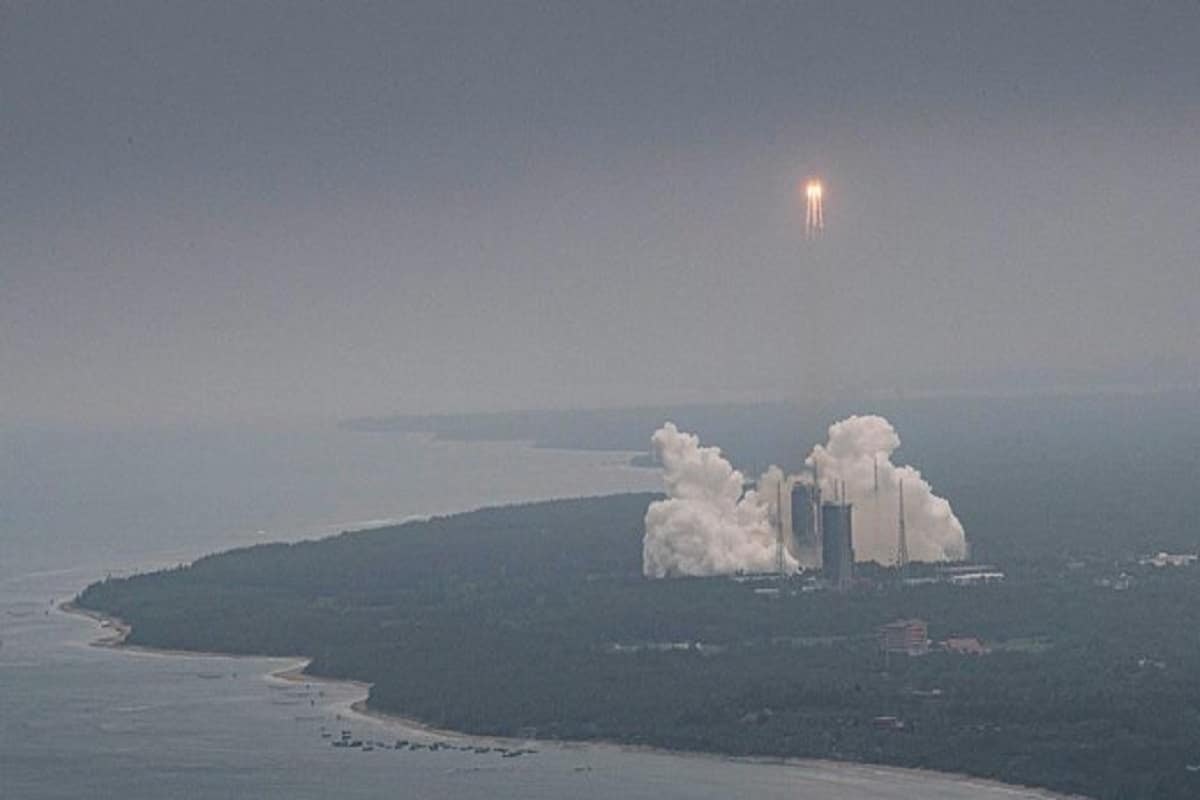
[60,599,1086,800]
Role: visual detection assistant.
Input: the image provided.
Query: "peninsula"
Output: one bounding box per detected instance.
[76,493,1200,800]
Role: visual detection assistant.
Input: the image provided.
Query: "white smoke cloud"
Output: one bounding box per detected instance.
[642,415,967,577]
[642,423,796,578]
[753,464,821,566]
[807,415,967,565]
[755,464,789,537]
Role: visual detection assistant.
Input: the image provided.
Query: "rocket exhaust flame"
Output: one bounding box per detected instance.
[804,179,824,239]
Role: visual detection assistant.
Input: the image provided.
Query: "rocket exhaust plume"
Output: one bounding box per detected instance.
[642,423,797,578]
[805,415,966,565]
[804,178,824,239]
[642,415,967,578]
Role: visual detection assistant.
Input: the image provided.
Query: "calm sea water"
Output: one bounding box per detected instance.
[0,423,1056,799]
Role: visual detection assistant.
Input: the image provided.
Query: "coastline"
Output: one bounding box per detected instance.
[59,600,298,662]
[343,695,1086,800]
[59,601,131,648]
[61,600,1084,800]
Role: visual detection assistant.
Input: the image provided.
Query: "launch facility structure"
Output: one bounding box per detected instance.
[784,466,912,588]
[643,418,970,581]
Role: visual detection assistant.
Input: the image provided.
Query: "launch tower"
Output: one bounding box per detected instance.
[821,491,854,590]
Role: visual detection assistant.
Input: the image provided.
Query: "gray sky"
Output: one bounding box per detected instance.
[4,1,1198,426]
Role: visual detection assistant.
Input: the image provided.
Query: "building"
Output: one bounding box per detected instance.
[821,501,854,589]
[948,571,1005,586]
[937,564,1001,576]
[792,482,820,563]
[1139,552,1198,568]
[871,715,906,731]
[790,482,818,549]
[941,637,988,655]
[880,618,929,656]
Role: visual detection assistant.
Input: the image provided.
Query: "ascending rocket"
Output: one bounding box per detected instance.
[804,178,824,239]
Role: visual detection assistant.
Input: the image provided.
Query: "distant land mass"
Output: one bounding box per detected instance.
[344,391,1200,566]
[342,388,1200,475]
[79,484,1200,799]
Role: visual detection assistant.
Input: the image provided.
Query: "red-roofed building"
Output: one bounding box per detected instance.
[879,619,929,656]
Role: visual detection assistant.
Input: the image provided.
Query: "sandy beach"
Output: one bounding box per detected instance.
[61,599,1083,800]
[279,657,1087,800]
[59,601,132,647]
[343,695,1085,800]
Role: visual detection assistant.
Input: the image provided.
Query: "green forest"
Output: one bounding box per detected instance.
[78,492,1200,800]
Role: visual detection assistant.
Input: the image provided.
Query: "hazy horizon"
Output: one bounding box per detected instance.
[4,1,1198,427]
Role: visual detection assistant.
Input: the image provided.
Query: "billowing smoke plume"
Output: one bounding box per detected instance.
[642,423,797,578]
[805,414,967,565]
[754,464,820,565]
[642,415,967,577]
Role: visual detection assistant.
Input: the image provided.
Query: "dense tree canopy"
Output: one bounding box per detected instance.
[79,492,1200,800]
